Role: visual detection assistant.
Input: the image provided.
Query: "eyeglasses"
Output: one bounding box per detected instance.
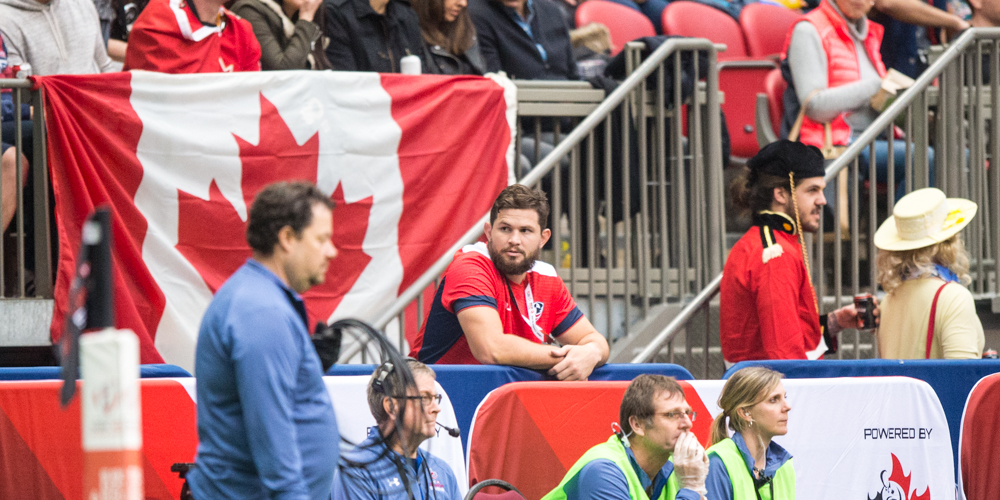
[402,394,443,405]
[659,409,697,422]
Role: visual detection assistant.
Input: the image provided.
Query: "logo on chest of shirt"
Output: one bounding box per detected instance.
[532,301,544,318]
[386,477,401,488]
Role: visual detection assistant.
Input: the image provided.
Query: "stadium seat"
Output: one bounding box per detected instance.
[465,479,527,500]
[959,373,1000,500]
[661,1,777,159]
[575,0,657,56]
[756,67,786,147]
[740,3,802,59]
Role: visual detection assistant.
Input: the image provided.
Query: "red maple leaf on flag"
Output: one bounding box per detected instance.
[176,93,373,328]
[888,453,931,500]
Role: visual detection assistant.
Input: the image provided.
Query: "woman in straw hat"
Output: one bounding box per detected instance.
[874,188,984,359]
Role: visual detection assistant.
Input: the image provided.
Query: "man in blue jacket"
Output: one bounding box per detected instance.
[337,359,462,500]
[187,181,340,500]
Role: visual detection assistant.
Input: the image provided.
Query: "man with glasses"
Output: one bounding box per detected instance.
[336,359,462,500]
[543,374,709,500]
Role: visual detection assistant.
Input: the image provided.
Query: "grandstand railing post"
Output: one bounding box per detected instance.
[32,87,52,298]
[14,87,25,297]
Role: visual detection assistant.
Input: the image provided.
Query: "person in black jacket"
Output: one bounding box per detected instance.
[324,0,424,72]
[468,0,577,80]
[414,0,485,74]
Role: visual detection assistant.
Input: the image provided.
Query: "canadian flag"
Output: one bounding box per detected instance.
[38,71,516,372]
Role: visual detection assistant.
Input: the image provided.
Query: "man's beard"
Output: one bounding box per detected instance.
[488,240,538,276]
[784,200,821,233]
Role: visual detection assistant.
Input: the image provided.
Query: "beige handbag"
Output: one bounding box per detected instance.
[787,89,849,237]
[787,90,848,160]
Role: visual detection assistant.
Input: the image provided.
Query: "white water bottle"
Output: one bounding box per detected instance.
[400,55,421,75]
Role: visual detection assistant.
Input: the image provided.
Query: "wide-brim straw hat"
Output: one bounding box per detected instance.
[874,188,977,251]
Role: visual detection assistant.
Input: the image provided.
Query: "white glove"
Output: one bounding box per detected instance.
[672,431,709,497]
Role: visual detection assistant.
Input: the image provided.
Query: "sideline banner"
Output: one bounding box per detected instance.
[468,377,953,500]
[36,71,516,371]
[0,376,464,499]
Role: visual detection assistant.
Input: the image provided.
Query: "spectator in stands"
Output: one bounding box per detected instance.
[0,0,116,75]
[706,367,794,500]
[969,0,1000,26]
[1,37,32,234]
[414,0,485,74]
[543,374,709,500]
[187,182,339,500]
[468,0,577,80]
[873,0,968,78]
[233,0,331,70]
[721,141,871,364]
[782,0,932,201]
[322,0,423,72]
[874,188,984,359]
[0,147,26,233]
[410,184,610,380]
[106,0,147,62]
[123,0,262,73]
[336,359,462,500]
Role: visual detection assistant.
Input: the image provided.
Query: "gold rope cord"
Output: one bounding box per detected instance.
[790,172,820,316]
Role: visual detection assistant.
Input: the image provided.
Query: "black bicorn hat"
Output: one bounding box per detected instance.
[746,140,826,186]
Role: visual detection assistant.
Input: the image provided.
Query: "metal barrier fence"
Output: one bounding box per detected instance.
[0,80,54,350]
[343,39,726,363]
[634,27,1000,372]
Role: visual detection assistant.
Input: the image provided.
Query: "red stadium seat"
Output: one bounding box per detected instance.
[740,3,802,59]
[959,373,1000,500]
[576,0,656,56]
[661,1,748,59]
[661,1,776,158]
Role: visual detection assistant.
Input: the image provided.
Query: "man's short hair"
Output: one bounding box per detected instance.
[246,182,335,256]
[367,359,437,425]
[490,184,550,230]
[620,374,685,435]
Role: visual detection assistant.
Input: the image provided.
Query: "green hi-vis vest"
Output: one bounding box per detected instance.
[541,435,681,500]
[706,438,795,500]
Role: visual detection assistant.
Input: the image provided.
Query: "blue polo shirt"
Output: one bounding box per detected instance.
[188,259,339,500]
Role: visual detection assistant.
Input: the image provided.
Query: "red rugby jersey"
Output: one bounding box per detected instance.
[410,242,583,364]
[124,0,261,73]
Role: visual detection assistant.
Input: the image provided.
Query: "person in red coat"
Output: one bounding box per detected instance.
[720,140,876,365]
[124,0,262,73]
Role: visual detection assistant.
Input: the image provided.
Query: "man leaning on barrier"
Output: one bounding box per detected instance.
[335,359,462,500]
[720,140,878,365]
[410,184,609,380]
[186,181,340,500]
[543,374,709,500]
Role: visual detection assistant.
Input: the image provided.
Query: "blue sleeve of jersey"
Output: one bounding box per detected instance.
[570,460,632,500]
[675,488,701,500]
[706,453,734,500]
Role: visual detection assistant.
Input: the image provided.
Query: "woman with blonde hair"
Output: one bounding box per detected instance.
[874,187,984,359]
[706,367,795,500]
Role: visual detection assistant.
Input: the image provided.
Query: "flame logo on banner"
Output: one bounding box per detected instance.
[868,454,930,500]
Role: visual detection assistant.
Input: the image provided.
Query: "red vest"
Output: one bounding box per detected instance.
[782,0,886,147]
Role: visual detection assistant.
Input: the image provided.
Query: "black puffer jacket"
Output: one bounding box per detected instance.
[422,37,486,75]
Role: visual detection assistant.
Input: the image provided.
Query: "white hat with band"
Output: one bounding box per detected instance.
[874,188,977,251]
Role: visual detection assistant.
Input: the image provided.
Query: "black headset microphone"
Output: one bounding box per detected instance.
[435,422,461,438]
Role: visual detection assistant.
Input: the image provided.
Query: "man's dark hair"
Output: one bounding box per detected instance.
[489,184,550,229]
[729,168,790,216]
[246,181,335,256]
[620,374,685,435]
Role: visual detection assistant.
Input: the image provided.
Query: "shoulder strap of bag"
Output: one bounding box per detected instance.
[787,89,822,142]
[926,281,951,359]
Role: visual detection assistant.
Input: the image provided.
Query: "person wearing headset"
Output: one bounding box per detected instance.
[705,367,795,500]
[336,359,462,500]
[542,374,709,500]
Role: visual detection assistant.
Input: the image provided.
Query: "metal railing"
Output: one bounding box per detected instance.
[0,80,55,349]
[344,39,727,363]
[633,27,1000,371]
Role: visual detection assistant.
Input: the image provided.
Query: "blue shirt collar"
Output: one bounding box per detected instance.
[623,444,675,497]
[503,0,533,21]
[244,258,302,301]
[730,432,793,478]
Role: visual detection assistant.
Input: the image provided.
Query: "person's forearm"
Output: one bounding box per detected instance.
[875,0,966,30]
[473,334,561,368]
[576,331,609,366]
